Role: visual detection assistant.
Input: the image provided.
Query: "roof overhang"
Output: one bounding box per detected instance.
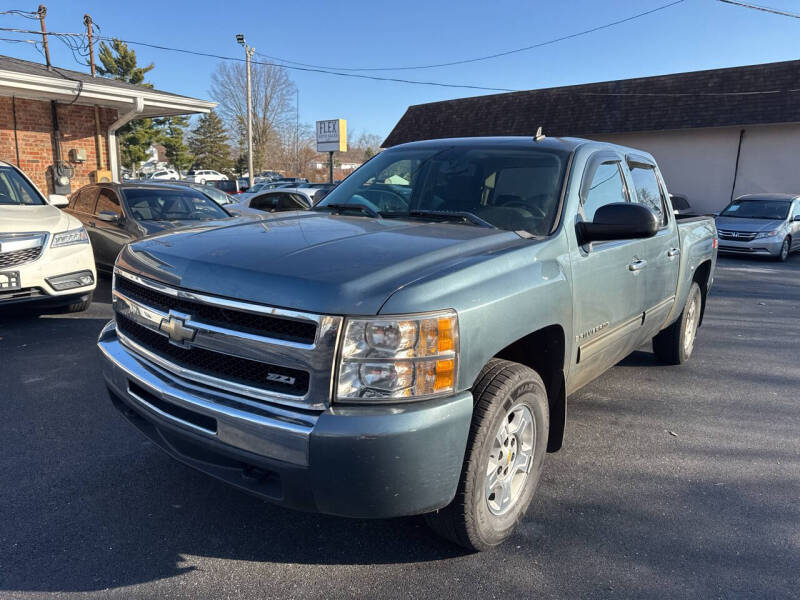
[0,68,216,117]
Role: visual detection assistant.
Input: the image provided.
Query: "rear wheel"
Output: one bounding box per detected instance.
[776,237,790,262]
[425,359,548,551]
[653,282,702,365]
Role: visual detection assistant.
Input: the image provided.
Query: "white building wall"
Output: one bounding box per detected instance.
[591,124,800,214]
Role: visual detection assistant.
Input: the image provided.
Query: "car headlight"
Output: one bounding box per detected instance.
[336,310,458,402]
[51,227,89,247]
[755,229,780,239]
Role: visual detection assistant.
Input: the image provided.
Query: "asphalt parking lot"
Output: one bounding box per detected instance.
[1,256,799,600]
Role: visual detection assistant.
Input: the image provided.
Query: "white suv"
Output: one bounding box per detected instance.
[183,170,227,184]
[148,169,180,180]
[0,161,97,312]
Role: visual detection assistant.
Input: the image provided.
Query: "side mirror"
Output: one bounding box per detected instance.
[48,194,69,207]
[97,210,121,223]
[577,202,659,245]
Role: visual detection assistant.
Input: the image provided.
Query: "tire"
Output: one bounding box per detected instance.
[776,237,790,262]
[653,282,702,365]
[425,359,549,551]
[199,179,206,185]
[63,292,93,313]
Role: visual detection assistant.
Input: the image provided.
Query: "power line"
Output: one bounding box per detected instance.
[0,9,40,20]
[256,0,687,72]
[3,26,800,98]
[717,0,800,19]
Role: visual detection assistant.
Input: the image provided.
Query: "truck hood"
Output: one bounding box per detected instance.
[714,216,785,232]
[0,204,76,234]
[119,212,525,315]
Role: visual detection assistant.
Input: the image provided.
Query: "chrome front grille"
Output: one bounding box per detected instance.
[112,269,342,410]
[0,233,46,268]
[717,229,757,242]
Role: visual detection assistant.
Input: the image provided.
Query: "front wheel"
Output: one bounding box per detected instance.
[653,282,702,365]
[63,292,93,313]
[199,179,206,185]
[425,359,548,551]
[776,237,790,262]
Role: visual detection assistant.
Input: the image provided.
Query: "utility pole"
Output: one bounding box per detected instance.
[236,34,255,188]
[85,14,104,172]
[37,5,51,70]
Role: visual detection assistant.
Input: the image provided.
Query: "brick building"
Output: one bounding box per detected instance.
[0,55,215,196]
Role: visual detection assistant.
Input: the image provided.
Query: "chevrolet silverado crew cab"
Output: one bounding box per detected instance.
[98,137,717,550]
[1,161,96,312]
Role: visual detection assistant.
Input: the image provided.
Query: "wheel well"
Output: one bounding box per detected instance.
[493,324,566,453]
[693,260,712,326]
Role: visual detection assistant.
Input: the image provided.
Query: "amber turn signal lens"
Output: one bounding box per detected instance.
[437,317,455,353]
[434,358,455,391]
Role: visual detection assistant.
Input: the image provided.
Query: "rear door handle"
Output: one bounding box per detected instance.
[628,259,647,271]
[667,247,680,257]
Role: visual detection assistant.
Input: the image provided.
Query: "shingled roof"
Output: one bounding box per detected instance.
[383,59,800,147]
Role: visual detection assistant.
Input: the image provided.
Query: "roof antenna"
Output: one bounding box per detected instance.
[534,127,546,142]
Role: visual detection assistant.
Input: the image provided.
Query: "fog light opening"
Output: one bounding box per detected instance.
[46,270,95,291]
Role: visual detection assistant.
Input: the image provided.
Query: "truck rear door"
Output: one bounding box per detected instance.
[625,156,680,340]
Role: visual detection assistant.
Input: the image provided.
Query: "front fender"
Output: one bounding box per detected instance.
[380,235,574,391]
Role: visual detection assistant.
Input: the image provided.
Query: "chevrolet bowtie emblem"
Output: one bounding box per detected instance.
[159,311,196,347]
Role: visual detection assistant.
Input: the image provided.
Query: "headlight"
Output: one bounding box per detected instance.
[51,227,89,247]
[336,310,458,402]
[755,229,780,239]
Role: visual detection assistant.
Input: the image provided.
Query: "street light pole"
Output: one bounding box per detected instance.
[237,34,255,189]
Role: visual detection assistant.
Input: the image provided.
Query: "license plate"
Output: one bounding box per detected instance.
[0,271,21,291]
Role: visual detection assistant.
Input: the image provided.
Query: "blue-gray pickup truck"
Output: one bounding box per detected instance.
[98,136,717,550]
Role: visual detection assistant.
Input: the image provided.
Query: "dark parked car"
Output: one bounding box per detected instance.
[65,183,232,272]
[211,179,242,195]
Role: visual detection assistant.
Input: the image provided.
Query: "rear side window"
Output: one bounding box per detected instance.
[582,162,627,221]
[251,194,277,212]
[276,194,305,210]
[0,167,44,205]
[95,188,120,215]
[629,164,668,226]
[72,187,98,213]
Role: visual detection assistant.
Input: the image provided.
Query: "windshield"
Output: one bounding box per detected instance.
[0,166,46,206]
[315,145,569,235]
[720,200,791,220]
[124,188,230,221]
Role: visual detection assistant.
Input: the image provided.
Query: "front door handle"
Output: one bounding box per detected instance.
[628,259,647,271]
[667,247,680,258]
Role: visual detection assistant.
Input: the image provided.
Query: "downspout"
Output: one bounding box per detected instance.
[108,97,144,182]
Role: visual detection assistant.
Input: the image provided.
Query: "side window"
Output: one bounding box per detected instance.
[95,188,120,216]
[792,202,800,219]
[276,194,304,210]
[629,164,668,226]
[582,161,627,221]
[251,194,276,212]
[72,187,98,213]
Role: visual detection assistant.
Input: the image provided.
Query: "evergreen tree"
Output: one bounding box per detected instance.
[96,39,154,86]
[188,111,231,173]
[96,39,160,174]
[156,116,193,174]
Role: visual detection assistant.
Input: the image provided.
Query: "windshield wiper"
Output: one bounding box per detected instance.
[318,203,380,218]
[405,210,494,228]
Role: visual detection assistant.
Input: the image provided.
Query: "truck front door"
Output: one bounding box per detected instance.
[569,153,648,392]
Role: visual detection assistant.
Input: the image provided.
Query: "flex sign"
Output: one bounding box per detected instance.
[316,119,347,152]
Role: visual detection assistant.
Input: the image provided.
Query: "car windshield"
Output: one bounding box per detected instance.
[124,188,230,221]
[0,166,45,205]
[720,200,791,220]
[315,145,569,236]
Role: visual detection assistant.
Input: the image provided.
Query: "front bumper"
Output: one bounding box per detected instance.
[98,321,473,518]
[1,241,96,305]
[718,237,784,256]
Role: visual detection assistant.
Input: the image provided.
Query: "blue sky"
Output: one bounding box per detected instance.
[2,0,798,141]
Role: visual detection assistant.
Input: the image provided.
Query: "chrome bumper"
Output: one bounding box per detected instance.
[98,320,474,518]
[99,320,314,466]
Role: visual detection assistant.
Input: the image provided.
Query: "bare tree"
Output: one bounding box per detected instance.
[210,61,296,172]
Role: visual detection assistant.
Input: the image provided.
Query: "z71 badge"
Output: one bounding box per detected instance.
[266,372,296,386]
